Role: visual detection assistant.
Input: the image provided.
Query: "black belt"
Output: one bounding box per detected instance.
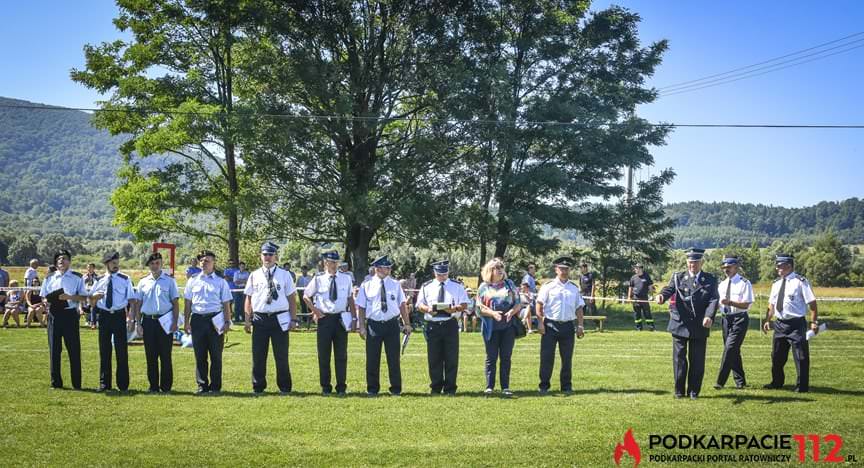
[323,311,348,316]
[426,318,455,325]
[142,312,171,320]
[254,310,289,316]
[368,317,399,323]
[195,312,220,318]
[97,307,126,314]
[778,316,805,323]
[725,310,748,317]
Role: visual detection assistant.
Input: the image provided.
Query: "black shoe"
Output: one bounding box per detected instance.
[253,390,264,396]
[147,388,160,394]
[321,389,332,396]
[793,387,809,393]
[674,393,684,399]
[713,384,723,390]
[443,391,456,396]
[210,390,222,396]
[735,383,747,389]
[195,388,209,395]
[96,386,111,393]
[280,391,291,396]
[366,391,379,397]
[538,388,549,395]
[689,393,698,400]
[635,326,643,331]
[336,391,347,397]
[763,383,782,389]
[562,389,574,395]
[118,389,129,395]
[649,326,656,331]
[390,391,401,396]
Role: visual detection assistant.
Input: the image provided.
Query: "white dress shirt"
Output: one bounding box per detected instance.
[769,272,816,320]
[91,272,136,312]
[303,271,353,314]
[184,272,232,314]
[415,278,469,322]
[536,278,585,321]
[718,273,754,315]
[136,273,180,315]
[40,270,87,309]
[357,275,406,322]
[244,266,297,313]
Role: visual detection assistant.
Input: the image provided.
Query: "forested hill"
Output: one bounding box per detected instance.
[665,199,864,248]
[0,96,125,239]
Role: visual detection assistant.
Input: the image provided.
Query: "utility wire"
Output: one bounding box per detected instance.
[659,40,864,96]
[1,104,863,128]
[657,31,864,91]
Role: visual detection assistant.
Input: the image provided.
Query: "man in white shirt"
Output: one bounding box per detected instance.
[356,255,412,396]
[133,252,180,393]
[303,251,355,395]
[40,249,88,390]
[535,256,585,395]
[89,251,138,393]
[415,260,469,395]
[763,253,819,393]
[244,241,298,395]
[714,255,753,390]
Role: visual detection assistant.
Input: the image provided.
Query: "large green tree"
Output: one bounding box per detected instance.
[71,0,254,262]
[451,1,670,265]
[237,0,467,277]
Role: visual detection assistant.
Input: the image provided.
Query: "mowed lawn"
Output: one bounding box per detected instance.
[0,308,862,467]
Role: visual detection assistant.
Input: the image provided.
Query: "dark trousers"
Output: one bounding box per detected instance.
[583,299,596,316]
[633,300,653,327]
[672,334,707,396]
[317,313,348,393]
[252,313,292,393]
[191,313,224,392]
[539,319,575,391]
[717,313,749,387]
[425,319,459,393]
[484,325,516,390]
[770,318,810,391]
[97,308,129,391]
[232,293,245,323]
[365,318,401,394]
[142,315,173,392]
[47,307,81,389]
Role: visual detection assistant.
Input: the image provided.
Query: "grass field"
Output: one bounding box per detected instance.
[0,303,862,467]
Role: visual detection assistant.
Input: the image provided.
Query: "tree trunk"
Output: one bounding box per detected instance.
[346,223,372,284]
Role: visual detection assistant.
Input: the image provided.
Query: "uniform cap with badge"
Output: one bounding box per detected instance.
[321,251,340,262]
[261,241,279,255]
[144,252,162,266]
[371,255,393,268]
[54,249,72,263]
[775,253,794,265]
[553,256,575,268]
[431,260,449,274]
[196,250,216,260]
[722,255,739,266]
[686,248,705,261]
[102,251,120,264]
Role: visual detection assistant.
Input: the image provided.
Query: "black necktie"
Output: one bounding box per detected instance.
[437,282,446,303]
[724,278,732,314]
[329,275,337,301]
[106,275,114,309]
[380,278,387,312]
[267,268,277,304]
[776,277,786,315]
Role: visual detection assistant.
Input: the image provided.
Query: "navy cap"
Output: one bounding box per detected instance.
[553,256,575,268]
[633,263,644,269]
[371,255,393,268]
[102,251,120,264]
[722,256,739,266]
[145,252,162,266]
[321,251,340,262]
[431,260,450,274]
[54,249,72,263]
[196,250,216,260]
[775,253,794,265]
[261,241,279,254]
[685,248,706,260]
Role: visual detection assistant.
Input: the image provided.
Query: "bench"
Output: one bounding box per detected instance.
[583,315,607,332]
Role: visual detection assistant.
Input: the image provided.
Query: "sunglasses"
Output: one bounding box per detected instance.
[262,253,275,257]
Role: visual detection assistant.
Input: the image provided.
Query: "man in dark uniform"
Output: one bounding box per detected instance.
[90,251,138,393]
[763,253,818,393]
[40,250,88,390]
[656,248,719,399]
[714,255,753,390]
[578,263,596,315]
[628,264,655,331]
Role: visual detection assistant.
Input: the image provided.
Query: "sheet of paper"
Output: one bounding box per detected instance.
[158,313,174,335]
[806,323,827,341]
[340,312,353,332]
[211,313,226,335]
[401,332,410,355]
[277,312,292,332]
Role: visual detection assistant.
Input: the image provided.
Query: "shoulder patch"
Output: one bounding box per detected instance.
[773,277,782,283]
[422,279,433,287]
[117,273,129,280]
[798,275,809,284]
[70,271,83,277]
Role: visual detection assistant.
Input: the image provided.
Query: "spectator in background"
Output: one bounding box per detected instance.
[519,281,535,334]
[579,263,597,315]
[223,260,240,323]
[25,277,46,327]
[364,266,375,283]
[82,263,99,329]
[295,266,311,325]
[3,280,23,327]
[232,262,250,324]
[461,288,478,333]
[25,259,40,287]
[282,262,296,283]
[0,262,9,311]
[339,262,356,285]
[628,263,656,331]
[185,257,202,279]
[521,263,537,294]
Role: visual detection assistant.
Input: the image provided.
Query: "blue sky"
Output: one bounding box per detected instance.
[1,0,862,207]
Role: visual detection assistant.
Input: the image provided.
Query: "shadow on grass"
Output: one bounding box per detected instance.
[707,393,814,405]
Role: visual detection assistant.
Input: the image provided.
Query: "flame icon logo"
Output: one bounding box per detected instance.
[614,428,641,467]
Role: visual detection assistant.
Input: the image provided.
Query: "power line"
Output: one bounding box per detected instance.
[657,30,864,91]
[659,40,864,96]
[1,104,863,128]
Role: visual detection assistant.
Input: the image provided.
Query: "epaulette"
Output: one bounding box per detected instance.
[773,277,782,283]
[422,279,434,287]
[70,271,83,277]
[117,273,129,280]
[798,275,809,284]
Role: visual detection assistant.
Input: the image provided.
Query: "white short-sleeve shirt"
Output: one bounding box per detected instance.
[244,266,297,313]
[769,272,816,320]
[357,275,406,322]
[536,278,584,321]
